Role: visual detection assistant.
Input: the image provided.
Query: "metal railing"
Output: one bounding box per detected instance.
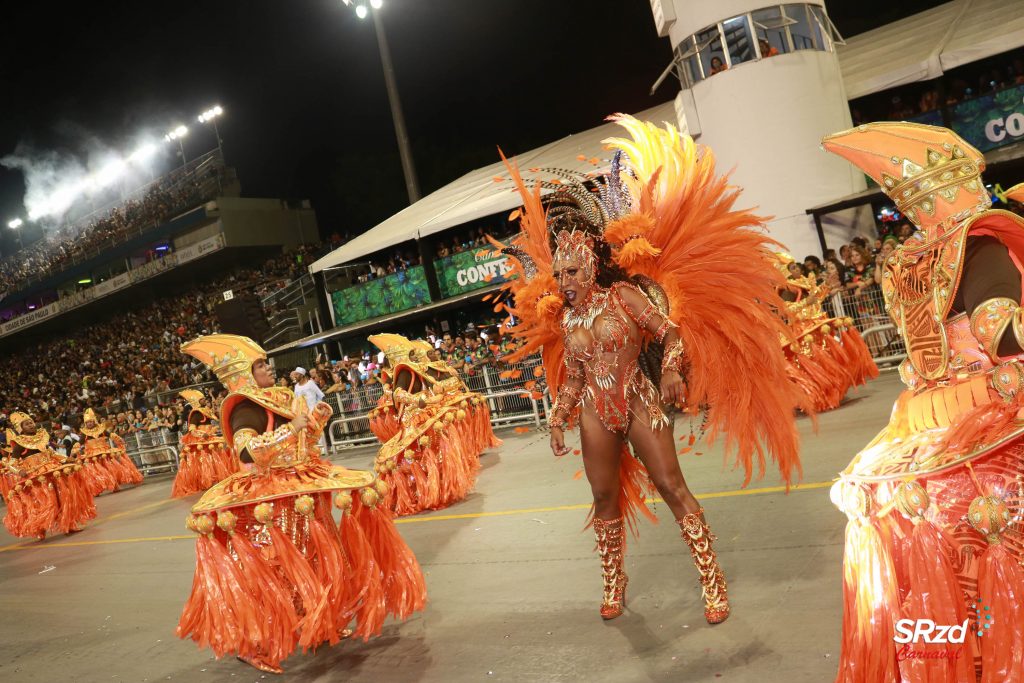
[825,283,905,368]
[121,428,180,477]
[323,357,547,451]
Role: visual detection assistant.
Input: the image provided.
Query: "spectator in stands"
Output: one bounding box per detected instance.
[896,222,915,244]
[710,56,727,75]
[758,38,779,58]
[873,237,898,286]
[802,256,823,282]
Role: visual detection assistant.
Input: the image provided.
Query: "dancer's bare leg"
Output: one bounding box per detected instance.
[626,408,700,519]
[579,408,624,520]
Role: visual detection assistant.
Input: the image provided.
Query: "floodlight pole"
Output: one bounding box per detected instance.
[372,8,420,204]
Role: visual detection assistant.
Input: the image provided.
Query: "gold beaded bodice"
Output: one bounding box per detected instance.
[562,283,667,435]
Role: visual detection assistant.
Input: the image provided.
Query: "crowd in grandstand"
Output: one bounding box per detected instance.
[0,246,316,430]
[0,160,221,298]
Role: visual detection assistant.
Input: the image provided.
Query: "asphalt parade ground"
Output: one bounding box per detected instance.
[0,372,905,683]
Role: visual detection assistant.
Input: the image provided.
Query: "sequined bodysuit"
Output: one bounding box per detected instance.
[561,282,669,436]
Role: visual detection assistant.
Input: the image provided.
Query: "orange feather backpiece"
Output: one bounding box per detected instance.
[495,116,809,488]
[603,115,809,486]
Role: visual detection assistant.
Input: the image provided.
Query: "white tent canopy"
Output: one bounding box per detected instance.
[837,0,1024,101]
[309,101,676,274]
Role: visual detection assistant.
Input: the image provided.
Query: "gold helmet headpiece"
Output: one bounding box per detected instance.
[822,122,990,239]
[180,334,267,394]
[8,412,30,433]
[368,333,416,367]
[179,389,206,411]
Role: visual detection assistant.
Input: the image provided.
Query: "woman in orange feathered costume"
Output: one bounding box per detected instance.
[493,116,809,624]
[3,412,96,539]
[73,408,143,494]
[171,389,238,497]
[368,334,500,516]
[176,334,426,674]
[775,253,878,412]
[825,123,1024,682]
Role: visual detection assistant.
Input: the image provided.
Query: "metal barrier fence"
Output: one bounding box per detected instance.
[121,428,179,476]
[825,284,906,368]
[324,357,547,451]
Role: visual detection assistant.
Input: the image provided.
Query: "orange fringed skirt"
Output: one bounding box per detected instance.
[785,322,878,413]
[109,450,144,487]
[177,482,426,671]
[172,433,238,498]
[369,400,400,443]
[78,455,123,496]
[375,396,499,517]
[835,443,1024,682]
[3,461,97,539]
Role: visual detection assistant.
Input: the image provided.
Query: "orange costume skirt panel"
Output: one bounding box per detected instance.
[177,462,426,671]
[833,371,1024,682]
[374,393,500,516]
[172,427,239,498]
[368,394,400,443]
[2,452,97,539]
[784,317,878,413]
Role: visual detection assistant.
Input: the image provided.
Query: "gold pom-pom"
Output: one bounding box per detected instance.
[460,400,468,409]
[433,421,444,432]
[419,436,431,447]
[52,469,61,479]
[374,479,390,498]
[536,293,564,320]
[471,397,480,406]
[893,480,929,519]
[334,491,353,511]
[821,324,831,335]
[192,514,215,535]
[368,409,377,419]
[404,449,415,460]
[294,495,316,517]
[443,412,454,424]
[456,409,467,420]
[253,502,274,524]
[968,495,1011,543]
[360,487,380,508]
[216,510,238,533]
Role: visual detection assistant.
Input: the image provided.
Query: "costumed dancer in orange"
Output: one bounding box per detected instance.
[0,438,15,503]
[368,345,403,443]
[825,124,1024,682]
[73,408,142,494]
[2,412,96,539]
[368,335,499,516]
[494,116,808,623]
[171,389,238,497]
[176,334,426,674]
[775,253,879,412]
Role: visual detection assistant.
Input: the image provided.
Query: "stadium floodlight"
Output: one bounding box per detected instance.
[164,125,189,141]
[370,0,382,8]
[78,278,92,284]
[355,4,368,18]
[198,106,224,123]
[8,218,22,229]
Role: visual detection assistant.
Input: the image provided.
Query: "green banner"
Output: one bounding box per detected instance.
[950,84,1024,153]
[435,240,515,298]
[331,265,431,326]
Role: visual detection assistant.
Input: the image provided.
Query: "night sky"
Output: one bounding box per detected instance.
[0,0,944,254]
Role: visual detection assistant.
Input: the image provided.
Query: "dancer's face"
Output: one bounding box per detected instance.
[20,418,36,434]
[553,253,596,308]
[252,359,276,388]
[84,419,96,429]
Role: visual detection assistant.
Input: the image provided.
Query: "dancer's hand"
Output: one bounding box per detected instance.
[661,370,686,406]
[549,427,571,457]
[290,412,309,433]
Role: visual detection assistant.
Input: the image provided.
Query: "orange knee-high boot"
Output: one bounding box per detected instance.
[678,508,730,624]
[593,517,628,620]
